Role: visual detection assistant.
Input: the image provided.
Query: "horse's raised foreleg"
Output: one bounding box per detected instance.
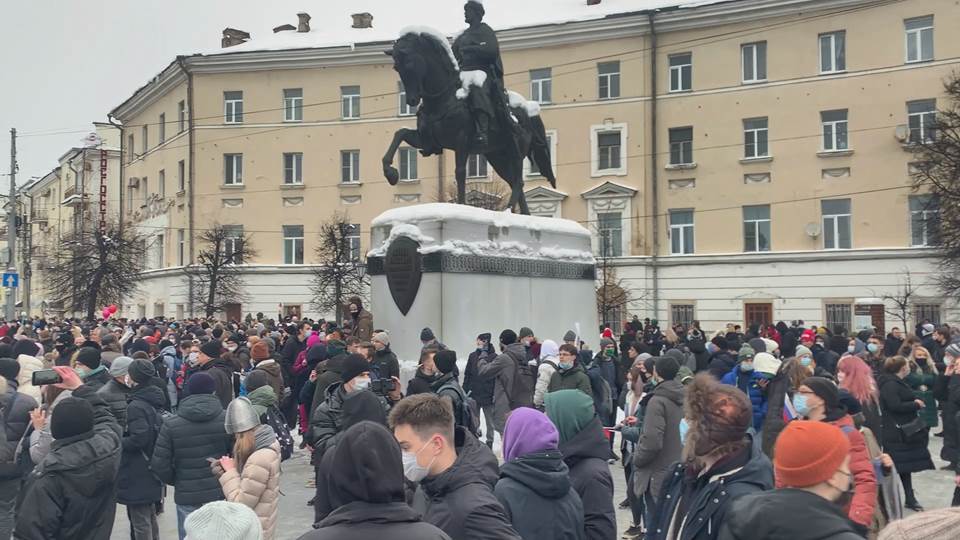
[382,128,422,186]
[454,151,468,204]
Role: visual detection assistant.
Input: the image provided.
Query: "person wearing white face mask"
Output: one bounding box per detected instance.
[388,393,521,540]
[98,356,135,430]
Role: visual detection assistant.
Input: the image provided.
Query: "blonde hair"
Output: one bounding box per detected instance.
[233,429,257,471]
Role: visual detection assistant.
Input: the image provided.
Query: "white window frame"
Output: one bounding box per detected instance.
[398,81,416,116]
[822,199,852,250]
[345,224,362,261]
[224,91,243,124]
[223,225,245,263]
[525,130,557,177]
[584,184,634,257]
[224,153,243,185]
[907,99,937,144]
[127,134,135,162]
[467,154,488,179]
[669,126,694,166]
[598,61,621,100]
[283,225,304,265]
[741,42,767,84]
[283,152,303,184]
[158,113,166,144]
[177,160,185,192]
[597,212,623,257]
[341,86,360,120]
[283,88,303,122]
[743,205,771,253]
[743,118,769,159]
[909,194,940,247]
[590,123,628,177]
[905,16,934,63]
[154,234,165,269]
[821,110,849,152]
[530,68,552,104]
[819,31,846,74]
[178,100,186,133]
[177,229,185,266]
[668,53,692,92]
[669,209,695,255]
[158,169,165,198]
[399,147,418,181]
[341,150,360,183]
[141,125,148,154]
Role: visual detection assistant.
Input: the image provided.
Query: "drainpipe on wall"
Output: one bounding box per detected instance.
[107,115,123,234]
[647,11,661,320]
[176,56,196,317]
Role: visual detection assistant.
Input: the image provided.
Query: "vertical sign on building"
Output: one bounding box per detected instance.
[99,148,107,234]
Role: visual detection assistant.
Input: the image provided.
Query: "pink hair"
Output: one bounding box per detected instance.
[838,355,879,406]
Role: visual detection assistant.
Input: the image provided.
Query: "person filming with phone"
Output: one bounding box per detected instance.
[0,357,39,538]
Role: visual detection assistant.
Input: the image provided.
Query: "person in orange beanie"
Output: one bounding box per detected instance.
[717,420,864,540]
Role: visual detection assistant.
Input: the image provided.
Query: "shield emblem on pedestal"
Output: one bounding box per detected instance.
[384,236,422,316]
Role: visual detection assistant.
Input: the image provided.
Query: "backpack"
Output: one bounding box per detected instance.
[151,355,168,381]
[509,357,537,409]
[263,405,294,461]
[586,363,614,420]
[438,381,480,438]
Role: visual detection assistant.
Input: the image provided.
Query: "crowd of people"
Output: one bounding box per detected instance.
[0,307,959,539]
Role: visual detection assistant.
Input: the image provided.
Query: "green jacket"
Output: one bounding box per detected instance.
[547,365,592,400]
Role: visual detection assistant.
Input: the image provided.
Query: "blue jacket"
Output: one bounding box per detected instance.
[720,364,768,431]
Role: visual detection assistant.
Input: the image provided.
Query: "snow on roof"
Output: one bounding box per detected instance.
[371,202,590,238]
[200,0,726,56]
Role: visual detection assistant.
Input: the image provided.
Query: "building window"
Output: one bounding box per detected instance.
[910,194,940,247]
[530,68,552,104]
[178,100,186,133]
[283,152,303,184]
[670,304,695,327]
[669,209,695,255]
[669,127,694,165]
[224,154,243,185]
[597,132,622,171]
[597,213,623,257]
[668,53,692,92]
[223,225,245,263]
[821,110,848,151]
[467,154,488,178]
[155,234,165,269]
[283,88,303,122]
[819,31,846,74]
[141,125,148,154]
[398,81,416,116]
[344,223,361,261]
[825,303,853,333]
[907,99,937,144]
[743,118,769,159]
[141,177,149,203]
[741,42,767,83]
[399,148,418,181]
[340,150,360,183]
[224,91,243,123]
[177,160,185,192]
[914,303,941,326]
[177,229,185,266]
[158,169,165,198]
[743,205,771,252]
[341,86,360,119]
[528,132,554,176]
[905,16,934,63]
[822,199,852,249]
[598,61,621,99]
[158,113,166,144]
[127,184,135,211]
[127,134,135,162]
[283,225,304,264]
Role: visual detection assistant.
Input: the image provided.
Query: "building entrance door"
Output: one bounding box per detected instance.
[744,302,773,327]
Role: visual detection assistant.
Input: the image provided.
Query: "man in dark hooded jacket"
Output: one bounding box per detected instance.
[0,358,38,538]
[477,329,533,435]
[299,421,451,540]
[184,340,234,408]
[97,357,134,434]
[15,366,122,540]
[76,347,112,391]
[464,334,497,447]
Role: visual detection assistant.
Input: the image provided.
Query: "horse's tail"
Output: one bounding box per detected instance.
[526,114,556,188]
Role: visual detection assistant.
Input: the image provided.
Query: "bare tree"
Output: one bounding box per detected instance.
[595,228,644,332]
[880,269,918,331]
[441,180,509,211]
[45,219,147,319]
[310,213,369,325]
[910,71,959,296]
[184,224,258,318]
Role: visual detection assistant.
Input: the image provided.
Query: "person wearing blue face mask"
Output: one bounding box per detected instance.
[722,351,780,431]
[795,344,835,382]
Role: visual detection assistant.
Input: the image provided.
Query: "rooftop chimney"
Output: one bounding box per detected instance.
[351,12,374,29]
[297,12,311,32]
[273,24,296,33]
[221,27,251,48]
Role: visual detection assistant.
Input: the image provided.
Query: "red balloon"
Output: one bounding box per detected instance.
[108,305,118,314]
[102,309,111,319]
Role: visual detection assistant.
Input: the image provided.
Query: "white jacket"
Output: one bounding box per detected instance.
[17,354,44,403]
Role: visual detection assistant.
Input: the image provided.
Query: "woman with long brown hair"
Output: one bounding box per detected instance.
[212,397,281,540]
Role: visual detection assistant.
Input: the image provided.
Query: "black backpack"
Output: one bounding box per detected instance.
[438,381,480,438]
[510,358,537,409]
[262,405,294,461]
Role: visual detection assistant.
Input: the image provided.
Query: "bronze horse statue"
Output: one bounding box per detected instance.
[382,30,556,215]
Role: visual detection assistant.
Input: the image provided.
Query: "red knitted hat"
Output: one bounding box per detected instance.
[774,420,849,487]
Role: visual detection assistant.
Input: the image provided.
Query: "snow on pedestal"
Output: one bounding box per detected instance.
[368,203,599,365]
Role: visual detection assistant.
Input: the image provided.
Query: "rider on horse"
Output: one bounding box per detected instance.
[452,0,508,151]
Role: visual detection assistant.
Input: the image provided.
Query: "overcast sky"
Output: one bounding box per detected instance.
[0,1,334,184]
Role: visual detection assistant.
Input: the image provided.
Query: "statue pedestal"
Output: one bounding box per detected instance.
[367,203,599,364]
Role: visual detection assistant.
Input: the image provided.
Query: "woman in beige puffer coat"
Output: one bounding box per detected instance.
[213,397,281,540]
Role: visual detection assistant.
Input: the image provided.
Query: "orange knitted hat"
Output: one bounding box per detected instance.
[774,420,849,487]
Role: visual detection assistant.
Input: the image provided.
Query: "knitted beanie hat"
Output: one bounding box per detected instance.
[245,370,269,392]
[340,353,370,383]
[774,420,849,487]
[128,358,156,385]
[371,331,390,347]
[186,372,216,395]
[108,356,134,378]
[249,341,270,361]
[75,347,101,370]
[738,344,755,361]
[434,350,457,375]
[878,507,960,540]
[50,397,94,439]
[200,340,222,359]
[184,501,263,540]
[0,358,19,381]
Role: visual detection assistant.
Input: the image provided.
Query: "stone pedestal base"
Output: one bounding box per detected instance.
[367,203,599,362]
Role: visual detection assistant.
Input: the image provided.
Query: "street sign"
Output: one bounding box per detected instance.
[2,273,18,288]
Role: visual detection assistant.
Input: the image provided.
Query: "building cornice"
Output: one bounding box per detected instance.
[111,60,186,122]
[608,247,941,267]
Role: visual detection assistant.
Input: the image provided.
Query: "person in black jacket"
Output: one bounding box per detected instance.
[0,357,38,539]
[496,407,584,540]
[118,359,166,540]
[389,393,521,540]
[299,421,451,540]
[76,346,112,391]
[544,389,616,540]
[151,372,232,540]
[706,337,739,380]
[184,341,234,408]
[878,356,933,512]
[15,366,122,540]
[719,421,863,540]
[371,332,400,381]
[98,356,134,431]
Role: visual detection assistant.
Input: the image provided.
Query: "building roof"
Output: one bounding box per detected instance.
[198,0,727,56]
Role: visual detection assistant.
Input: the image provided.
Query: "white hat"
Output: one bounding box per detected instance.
[185,501,262,540]
[761,338,779,354]
[754,352,781,377]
